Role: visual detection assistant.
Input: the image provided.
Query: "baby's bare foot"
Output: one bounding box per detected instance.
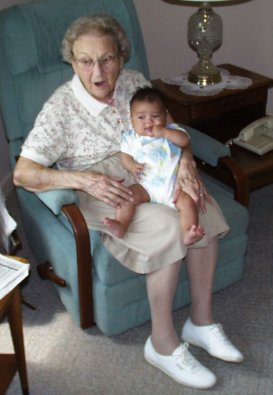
[102,217,126,238]
[183,224,205,246]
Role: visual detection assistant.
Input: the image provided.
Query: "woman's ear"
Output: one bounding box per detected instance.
[71,60,78,75]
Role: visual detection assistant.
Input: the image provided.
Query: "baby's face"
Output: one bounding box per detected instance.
[131,100,166,136]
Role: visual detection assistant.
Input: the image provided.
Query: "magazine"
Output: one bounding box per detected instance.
[0,254,30,299]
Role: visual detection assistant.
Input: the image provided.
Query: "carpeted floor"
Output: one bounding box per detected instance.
[2,184,273,395]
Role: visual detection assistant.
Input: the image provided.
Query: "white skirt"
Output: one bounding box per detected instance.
[76,154,230,274]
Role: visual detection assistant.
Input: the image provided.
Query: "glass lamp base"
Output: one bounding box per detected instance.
[188,60,221,86]
[187,3,223,86]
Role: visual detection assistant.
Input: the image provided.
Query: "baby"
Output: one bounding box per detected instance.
[103,87,205,245]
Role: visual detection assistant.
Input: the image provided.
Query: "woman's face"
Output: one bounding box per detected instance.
[72,33,123,103]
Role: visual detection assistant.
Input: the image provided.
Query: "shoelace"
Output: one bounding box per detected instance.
[209,323,230,344]
[174,343,200,371]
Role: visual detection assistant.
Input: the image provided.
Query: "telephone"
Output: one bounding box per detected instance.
[233,116,273,155]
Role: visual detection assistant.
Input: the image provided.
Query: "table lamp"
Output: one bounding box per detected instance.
[176,0,234,86]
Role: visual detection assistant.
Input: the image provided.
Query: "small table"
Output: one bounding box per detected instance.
[152,64,273,198]
[0,286,29,395]
[230,144,273,191]
[152,63,273,143]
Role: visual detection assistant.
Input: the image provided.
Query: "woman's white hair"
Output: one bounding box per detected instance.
[61,13,131,63]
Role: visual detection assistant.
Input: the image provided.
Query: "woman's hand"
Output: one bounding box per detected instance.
[80,171,134,208]
[173,148,211,212]
[14,157,134,209]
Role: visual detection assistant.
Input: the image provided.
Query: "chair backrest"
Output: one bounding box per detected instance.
[0,0,149,168]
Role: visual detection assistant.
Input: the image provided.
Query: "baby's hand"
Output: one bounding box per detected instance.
[131,162,145,181]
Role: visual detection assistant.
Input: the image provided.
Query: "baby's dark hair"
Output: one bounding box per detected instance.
[130,87,166,110]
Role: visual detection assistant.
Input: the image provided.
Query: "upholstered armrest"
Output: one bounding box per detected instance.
[36,189,79,215]
[180,124,230,166]
[180,124,249,206]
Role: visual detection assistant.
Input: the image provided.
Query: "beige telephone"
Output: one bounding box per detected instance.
[233,116,273,155]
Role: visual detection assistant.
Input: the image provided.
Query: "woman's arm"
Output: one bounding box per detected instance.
[165,112,210,210]
[14,157,81,192]
[166,111,198,191]
[13,157,134,208]
[175,144,211,212]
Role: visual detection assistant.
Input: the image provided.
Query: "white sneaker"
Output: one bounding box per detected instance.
[182,318,244,363]
[144,337,216,389]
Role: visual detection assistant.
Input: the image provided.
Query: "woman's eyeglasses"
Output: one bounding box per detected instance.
[74,54,118,72]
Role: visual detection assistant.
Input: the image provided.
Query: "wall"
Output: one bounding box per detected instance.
[1,0,273,191]
[133,0,273,113]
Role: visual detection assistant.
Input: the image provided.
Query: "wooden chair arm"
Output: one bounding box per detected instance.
[219,156,249,207]
[36,199,94,328]
[62,203,94,329]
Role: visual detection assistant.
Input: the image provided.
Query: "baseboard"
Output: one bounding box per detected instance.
[0,172,14,197]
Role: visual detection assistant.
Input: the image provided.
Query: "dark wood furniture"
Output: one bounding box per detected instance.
[230,144,273,191]
[152,64,273,204]
[152,63,273,142]
[0,285,29,395]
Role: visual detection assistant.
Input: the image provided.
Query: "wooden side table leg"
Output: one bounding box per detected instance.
[7,287,29,395]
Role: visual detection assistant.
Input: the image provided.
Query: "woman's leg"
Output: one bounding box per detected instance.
[146,260,181,355]
[146,238,218,352]
[183,237,243,363]
[145,258,217,389]
[186,237,218,325]
[146,238,218,355]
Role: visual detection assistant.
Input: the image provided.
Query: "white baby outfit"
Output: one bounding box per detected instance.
[121,124,187,208]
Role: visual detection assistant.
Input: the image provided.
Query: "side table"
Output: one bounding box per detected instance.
[152,64,273,203]
[152,63,273,143]
[0,284,29,394]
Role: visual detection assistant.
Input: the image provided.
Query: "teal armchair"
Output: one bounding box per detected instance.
[0,0,249,336]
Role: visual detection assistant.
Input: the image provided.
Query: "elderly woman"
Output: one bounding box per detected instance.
[13,13,243,389]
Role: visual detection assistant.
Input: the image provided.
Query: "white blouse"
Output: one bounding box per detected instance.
[21,69,150,171]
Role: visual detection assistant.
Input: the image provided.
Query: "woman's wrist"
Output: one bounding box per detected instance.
[180,144,193,160]
[74,170,99,191]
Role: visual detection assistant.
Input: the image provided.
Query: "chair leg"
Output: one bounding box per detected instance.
[9,230,22,255]
[37,261,66,287]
